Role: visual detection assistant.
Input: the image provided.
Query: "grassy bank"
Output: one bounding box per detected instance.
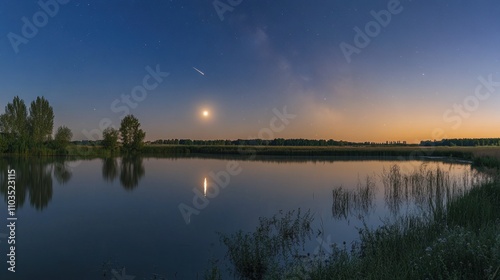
[142,144,473,157]
[143,145,500,167]
[313,181,500,279]
[144,145,500,171]
[5,144,500,167]
[207,168,500,279]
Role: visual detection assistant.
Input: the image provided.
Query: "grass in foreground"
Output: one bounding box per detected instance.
[207,178,500,279]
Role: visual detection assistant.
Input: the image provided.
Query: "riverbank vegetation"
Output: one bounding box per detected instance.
[206,165,500,280]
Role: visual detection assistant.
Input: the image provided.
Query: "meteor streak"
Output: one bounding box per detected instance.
[193,67,205,76]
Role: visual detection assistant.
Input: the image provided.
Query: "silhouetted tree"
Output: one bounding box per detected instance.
[54,125,73,150]
[119,115,145,152]
[28,96,54,146]
[0,96,29,152]
[102,127,119,151]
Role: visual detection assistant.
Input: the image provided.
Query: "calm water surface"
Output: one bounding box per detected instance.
[0,156,481,279]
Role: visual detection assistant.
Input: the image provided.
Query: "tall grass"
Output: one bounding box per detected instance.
[380,164,491,217]
[332,176,376,219]
[213,209,314,280]
[209,164,500,279]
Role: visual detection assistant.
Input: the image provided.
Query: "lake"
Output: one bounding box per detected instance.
[0,156,488,279]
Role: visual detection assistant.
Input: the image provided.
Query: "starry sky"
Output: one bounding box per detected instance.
[1,0,499,143]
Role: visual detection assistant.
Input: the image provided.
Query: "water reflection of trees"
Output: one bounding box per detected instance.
[332,164,492,220]
[119,157,145,190]
[101,157,145,190]
[0,156,147,211]
[102,157,119,182]
[0,157,73,211]
[54,159,72,185]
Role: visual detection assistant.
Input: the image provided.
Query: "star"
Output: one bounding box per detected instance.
[111,268,135,280]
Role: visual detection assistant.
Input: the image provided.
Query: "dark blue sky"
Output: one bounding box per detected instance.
[1,0,500,142]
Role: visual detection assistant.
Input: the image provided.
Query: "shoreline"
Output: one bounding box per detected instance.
[3,145,499,169]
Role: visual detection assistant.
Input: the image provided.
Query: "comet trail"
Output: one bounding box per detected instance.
[193,67,205,76]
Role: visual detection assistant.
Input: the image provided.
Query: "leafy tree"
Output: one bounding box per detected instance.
[0,134,7,153]
[54,126,73,150]
[102,127,119,151]
[0,96,29,152]
[28,96,54,145]
[119,115,145,152]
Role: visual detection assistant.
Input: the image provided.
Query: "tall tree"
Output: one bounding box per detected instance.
[119,115,146,152]
[54,126,73,150]
[0,96,28,152]
[102,127,119,151]
[28,96,54,145]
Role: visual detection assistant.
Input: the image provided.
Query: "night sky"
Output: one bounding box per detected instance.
[1,0,499,143]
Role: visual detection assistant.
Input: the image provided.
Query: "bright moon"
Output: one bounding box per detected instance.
[202,110,209,117]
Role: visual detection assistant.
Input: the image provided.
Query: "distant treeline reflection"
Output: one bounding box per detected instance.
[0,157,144,210]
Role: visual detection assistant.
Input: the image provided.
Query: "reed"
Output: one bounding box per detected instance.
[208,164,500,279]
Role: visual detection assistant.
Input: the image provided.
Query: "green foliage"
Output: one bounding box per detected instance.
[421,138,500,147]
[102,127,119,151]
[215,209,314,280]
[208,168,500,279]
[0,96,56,153]
[119,114,145,153]
[28,96,54,145]
[204,259,223,280]
[0,134,8,153]
[411,225,500,279]
[54,126,73,151]
[446,182,500,230]
[0,96,29,152]
[473,156,500,170]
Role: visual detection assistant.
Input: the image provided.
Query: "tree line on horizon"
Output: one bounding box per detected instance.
[0,96,146,154]
[148,138,374,146]
[146,138,500,147]
[420,138,500,147]
[2,96,499,152]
